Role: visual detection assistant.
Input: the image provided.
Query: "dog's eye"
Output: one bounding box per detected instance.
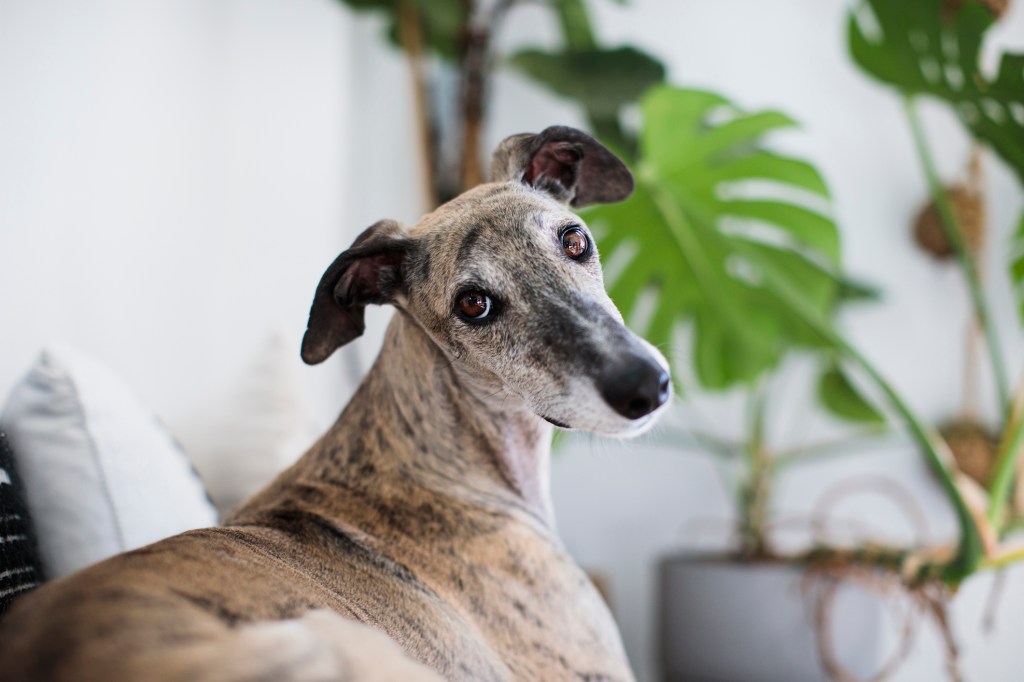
[561,227,590,260]
[456,290,492,322]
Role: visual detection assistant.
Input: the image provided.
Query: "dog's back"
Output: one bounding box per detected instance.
[0,525,493,681]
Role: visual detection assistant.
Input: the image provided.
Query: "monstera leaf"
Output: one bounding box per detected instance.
[587,86,853,390]
[336,0,466,60]
[508,0,665,155]
[818,363,885,424]
[849,0,1024,185]
[507,47,666,119]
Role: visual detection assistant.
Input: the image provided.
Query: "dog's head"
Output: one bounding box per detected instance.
[302,126,670,437]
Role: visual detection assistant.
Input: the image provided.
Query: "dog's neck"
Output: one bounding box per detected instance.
[374,313,552,520]
[365,313,555,522]
[259,313,556,534]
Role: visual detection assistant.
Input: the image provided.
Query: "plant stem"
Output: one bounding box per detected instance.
[738,384,771,557]
[397,2,439,209]
[903,96,1011,416]
[987,375,1024,533]
[742,241,984,581]
[553,0,596,50]
[458,0,488,193]
[832,344,982,580]
[981,545,1024,571]
[549,0,632,157]
[656,427,742,458]
[1000,514,1024,535]
[772,426,894,470]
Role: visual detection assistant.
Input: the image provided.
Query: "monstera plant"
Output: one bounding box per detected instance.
[536,0,1023,678]
[586,81,988,576]
[582,86,892,557]
[583,0,1023,584]
[850,0,1024,551]
[507,12,892,563]
[850,0,1024,556]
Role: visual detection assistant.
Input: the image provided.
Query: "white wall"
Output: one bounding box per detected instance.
[0,0,354,426]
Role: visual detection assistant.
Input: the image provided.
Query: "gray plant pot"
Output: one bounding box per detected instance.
[658,556,891,682]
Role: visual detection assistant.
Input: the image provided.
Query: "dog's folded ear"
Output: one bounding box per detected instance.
[489,126,633,207]
[301,220,411,365]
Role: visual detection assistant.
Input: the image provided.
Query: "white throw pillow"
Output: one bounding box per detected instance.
[170,331,320,518]
[0,345,218,579]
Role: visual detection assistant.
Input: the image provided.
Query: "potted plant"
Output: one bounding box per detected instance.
[577,1,1024,679]
[583,80,905,681]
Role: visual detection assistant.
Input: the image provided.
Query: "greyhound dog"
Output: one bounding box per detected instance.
[0,126,671,681]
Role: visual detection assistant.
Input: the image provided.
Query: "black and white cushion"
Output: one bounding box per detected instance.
[0,430,43,614]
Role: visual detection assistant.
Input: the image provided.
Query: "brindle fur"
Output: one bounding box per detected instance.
[0,127,669,682]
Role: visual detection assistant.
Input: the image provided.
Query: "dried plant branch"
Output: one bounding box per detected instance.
[397,1,439,208]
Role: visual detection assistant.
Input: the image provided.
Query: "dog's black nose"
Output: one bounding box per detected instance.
[599,356,671,420]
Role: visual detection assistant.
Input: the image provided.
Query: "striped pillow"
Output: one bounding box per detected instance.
[0,431,42,614]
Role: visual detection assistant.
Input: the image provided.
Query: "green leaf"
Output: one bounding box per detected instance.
[718,199,840,263]
[818,364,885,424]
[552,0,598,51]
[335,0,466,61]
[588,86,852,390]
[507,47,666,118]
[835,274,883,303]
[335,0,393,9]
[849,0,1024,185]
[1012,209,1024,324]
[704,152,831,197]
